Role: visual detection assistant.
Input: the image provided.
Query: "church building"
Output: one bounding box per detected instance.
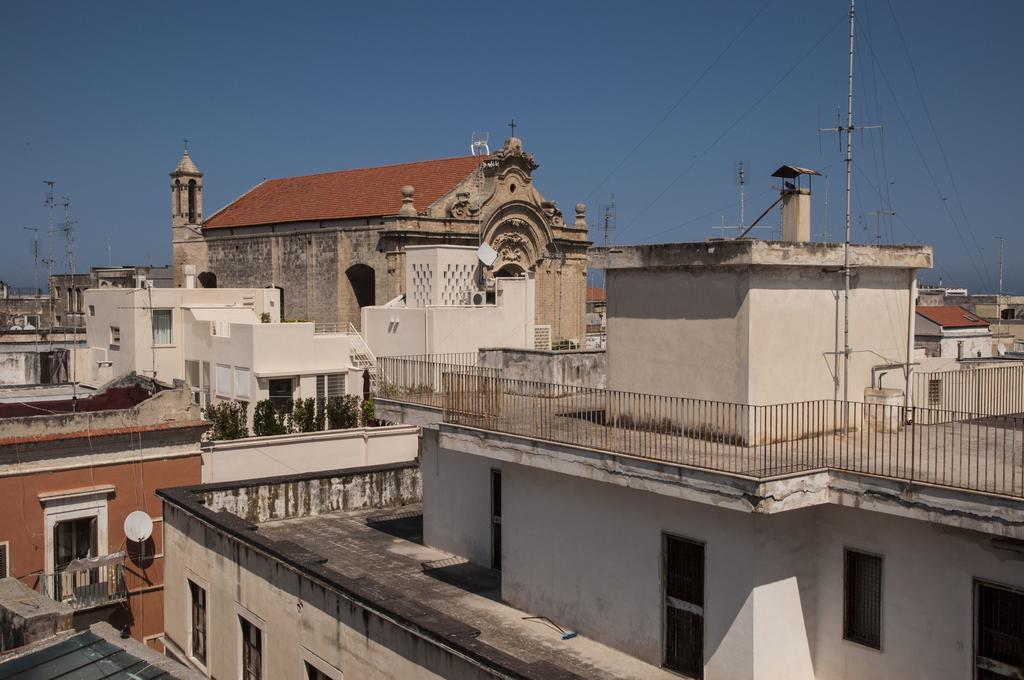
[171,136,590,344]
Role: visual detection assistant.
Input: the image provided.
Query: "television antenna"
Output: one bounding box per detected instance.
[470,131,490,156]
[816,0,883,417]
[43,181,56,325]
[734,161,750,227]
[597,195,617,246]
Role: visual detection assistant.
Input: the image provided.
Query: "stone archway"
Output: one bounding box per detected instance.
[346,264,376,309]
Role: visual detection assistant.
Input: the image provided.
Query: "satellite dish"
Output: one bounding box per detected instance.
[124,511,154,543]
[477,242,499,267]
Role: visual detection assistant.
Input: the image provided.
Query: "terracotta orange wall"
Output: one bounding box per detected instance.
[0,453,201,643]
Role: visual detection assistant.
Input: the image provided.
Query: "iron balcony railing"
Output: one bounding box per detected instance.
[435,373,1024,499]
[40,560,127,611]
[376,354,493,409]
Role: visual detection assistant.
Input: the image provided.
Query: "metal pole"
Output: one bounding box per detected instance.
[996,236,1004,335]
[843,0,856,423]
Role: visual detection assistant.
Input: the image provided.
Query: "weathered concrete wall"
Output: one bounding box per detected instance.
[0,351,39,385]
[0,578,73,652]
[478,347,606,390]
[0,386,200,439]
[200,425,419,483]
[202,464,421,524]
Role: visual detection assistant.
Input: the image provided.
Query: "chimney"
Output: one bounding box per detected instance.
[771,165,820,243]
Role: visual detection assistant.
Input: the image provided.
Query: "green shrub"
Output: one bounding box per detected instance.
[326,395,360,430]
[253,399,287,437]
[293,397,317,433]
[360,396,376,427]
[314,397,326,431]
[203,400,249,440]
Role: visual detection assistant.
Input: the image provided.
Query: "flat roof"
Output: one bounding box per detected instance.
[160,469,671,680]
[590,240,933,270]
[256,505,669,679]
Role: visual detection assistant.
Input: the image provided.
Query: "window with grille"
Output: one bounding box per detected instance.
[0,543,8,579]
[843,549,882,649]
[490,470,502,571]
[240,616,262,680]
[316,374,346,400]
[927,379,942,407]
[976,581,1024,679]
[664,534,704,678]
[188,580,207,666]
[152,309,172,345]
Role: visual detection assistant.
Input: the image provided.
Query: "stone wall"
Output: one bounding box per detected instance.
[201,463,421,524]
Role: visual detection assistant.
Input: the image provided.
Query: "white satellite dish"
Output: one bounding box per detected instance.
[477,242,499,267]
[124,511,154,543]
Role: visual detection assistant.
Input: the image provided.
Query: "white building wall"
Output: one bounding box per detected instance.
[423,442,1024,680]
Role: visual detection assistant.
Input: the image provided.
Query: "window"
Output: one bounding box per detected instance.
[0,542,8,579]
[491,470,501,571]
[927,378,942,407]
[216,364,232,398]
[843,549,882,649]
[54,517,97,569]
[235,367,251,401]
[202,362,211,408]
[152,309,173,345]
[26,315,40,329]
[110,326,121,349]
[186,361,202,406]
[88,304,95,317]
[664,534,704,678]
[976,581,1024,679]
[305,662,332,680]
[189,580,207,666]
[269,379,293,408]
[315,374,345,401]
[240,616,263,680]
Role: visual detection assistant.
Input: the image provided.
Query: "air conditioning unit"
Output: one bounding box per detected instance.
[470,291,488,306]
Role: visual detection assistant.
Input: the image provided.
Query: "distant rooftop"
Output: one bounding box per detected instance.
[916,305,989,329]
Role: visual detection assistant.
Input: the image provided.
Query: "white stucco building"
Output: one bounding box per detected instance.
[83,287,368,421]
[361,245,539,357]
[915,304,993,359]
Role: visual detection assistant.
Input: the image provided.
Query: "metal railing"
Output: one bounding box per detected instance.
[376,354,495,408]
[912,364,1024,417]
[439,374,1024,499]
[39,562,127,611]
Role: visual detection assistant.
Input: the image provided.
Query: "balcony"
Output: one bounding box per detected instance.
[377,357,1024,500]
[40,553,127,611]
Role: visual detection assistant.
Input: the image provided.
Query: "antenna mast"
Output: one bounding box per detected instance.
[737,162,747,227]
[62,197,78,400]
[43,181,56,326]
[843,0,855,410]
[598,195,617,246]
[996,236,1004,335]
[868,210,896,243]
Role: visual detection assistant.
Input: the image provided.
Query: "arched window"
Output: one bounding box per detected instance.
[346,264,376,309]
[187,179,197,223]
[75,289,84,312]
[494,263,526,278]
[174,179,181,217]
[197,271,217,289]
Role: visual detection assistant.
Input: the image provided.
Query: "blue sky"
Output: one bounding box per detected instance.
[1,1,1020,292]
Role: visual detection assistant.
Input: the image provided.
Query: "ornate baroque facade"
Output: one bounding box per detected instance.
[171,138,590,342]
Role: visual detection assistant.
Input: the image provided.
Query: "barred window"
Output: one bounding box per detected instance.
[976,581,1024,679]
[844,549,882,649]
[664,534,704,678]
[927,378,942,407]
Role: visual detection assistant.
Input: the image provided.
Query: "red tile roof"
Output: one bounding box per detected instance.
[916,305,989,329]
[204,155,486,229]
[586,286,606,303]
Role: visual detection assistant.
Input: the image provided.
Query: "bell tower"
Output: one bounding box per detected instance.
[170,147,208,287]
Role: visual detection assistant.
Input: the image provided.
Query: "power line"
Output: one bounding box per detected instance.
[640,189,774,243]
[582,0,774,203]
[885,0,992,292]
[857,20,993,293]
[618,15,847,240]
